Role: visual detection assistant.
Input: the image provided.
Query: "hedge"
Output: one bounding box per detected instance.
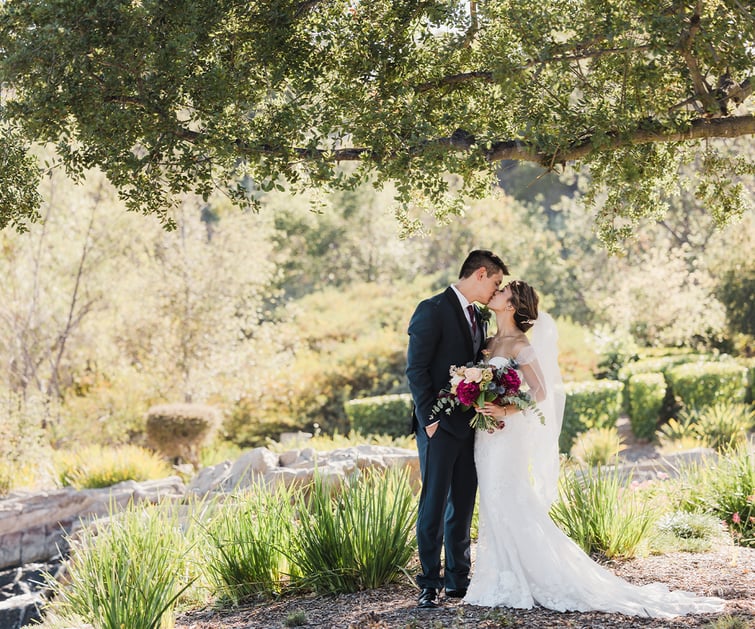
[627,373,666,441]
[618,355,703,414]
[560,380,624,453]
[344,393,413,438]
[666,362,749,411]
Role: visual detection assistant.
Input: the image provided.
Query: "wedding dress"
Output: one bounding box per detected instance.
[464,313,726,617]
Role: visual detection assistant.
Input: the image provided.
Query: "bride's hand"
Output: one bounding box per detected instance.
[477,402,506,419]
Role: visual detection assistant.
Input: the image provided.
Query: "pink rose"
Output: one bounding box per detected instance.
[456,380,481,406]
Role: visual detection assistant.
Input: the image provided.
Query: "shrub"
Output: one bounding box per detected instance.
[45,503,195,629]
[146,403,221,468]
[666,361,748,411]
[0,392,55,491]
[54,445,173,489]
[569,427,625,467]
[627,373,666,440]
[550,465,656,559]
[618,354,701,415]
[591,327,638,380]
[738,357,755,404]
[560,380,623,453]
[343,394,413,438]
[652,511,725,553]
[674,447,755,547]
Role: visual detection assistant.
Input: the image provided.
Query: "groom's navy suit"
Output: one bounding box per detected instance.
[406,286,486,592]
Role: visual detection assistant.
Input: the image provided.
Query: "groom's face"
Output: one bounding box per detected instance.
[479,269,505,304]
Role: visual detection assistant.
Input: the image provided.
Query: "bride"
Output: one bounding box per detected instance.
[464,280,726,618]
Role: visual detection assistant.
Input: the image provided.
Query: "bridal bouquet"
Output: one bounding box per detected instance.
[431,358,543,431]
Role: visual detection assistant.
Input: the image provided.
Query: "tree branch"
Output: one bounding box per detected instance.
[414,45,652,93]
[678,0,719,115]
[487,115,755,165]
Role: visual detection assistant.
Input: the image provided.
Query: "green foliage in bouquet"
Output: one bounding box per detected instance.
[146,403,221,468]
[627,373,666,441]
[344,393,413,439]
[560,380,623,453]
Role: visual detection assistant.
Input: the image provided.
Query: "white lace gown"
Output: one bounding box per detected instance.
[464,351,726,618]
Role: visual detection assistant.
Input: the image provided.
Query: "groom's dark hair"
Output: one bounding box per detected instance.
[459,250,509,279]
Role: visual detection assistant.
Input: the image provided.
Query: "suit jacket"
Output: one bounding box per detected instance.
[406,286,487,439]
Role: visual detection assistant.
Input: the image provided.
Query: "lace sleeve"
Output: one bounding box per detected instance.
[516,345,547,402]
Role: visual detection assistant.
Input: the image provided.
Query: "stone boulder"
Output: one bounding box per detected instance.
[0,476,184,571]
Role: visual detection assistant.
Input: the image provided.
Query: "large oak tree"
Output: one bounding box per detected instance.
[1,0,753,245]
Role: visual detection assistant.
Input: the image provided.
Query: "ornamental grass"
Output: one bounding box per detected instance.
[54,444,173,489]
[44,502,195,629]
[287,467,416,594]
[201,483,296,603]
[550,463,657,559]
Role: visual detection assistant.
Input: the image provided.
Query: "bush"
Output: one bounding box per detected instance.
[738,357,755,404]
[652,511,725,553]
[54,445,173,489]
[627,373,666,440]
[618,354,701,414]
[0,392,55,491]
[146,403,221,468]
[224,331,407,447]
[666,362,748,411]
[560,380,623,453]
[674,447,755,547]
[343,394,412,438]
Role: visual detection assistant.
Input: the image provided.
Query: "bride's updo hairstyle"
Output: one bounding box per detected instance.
[508,280,539,332]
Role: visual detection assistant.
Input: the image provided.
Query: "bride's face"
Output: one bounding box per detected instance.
[488,287,511,311]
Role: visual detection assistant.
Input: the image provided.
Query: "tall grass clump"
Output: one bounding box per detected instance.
[569,426,625,467]
[695,403,754,452]
[54,444,173,489]
[201,483,295,603]
[45,502,194,629]
[288,468,416,593]
[550,464,657,559]
[674,447,755,547]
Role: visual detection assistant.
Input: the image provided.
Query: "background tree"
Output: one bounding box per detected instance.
[0,0,752,247]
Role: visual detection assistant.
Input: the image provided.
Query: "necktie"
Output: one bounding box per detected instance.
[467,305,477,338]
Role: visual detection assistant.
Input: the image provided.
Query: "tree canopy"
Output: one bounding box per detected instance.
[1,0,753,244]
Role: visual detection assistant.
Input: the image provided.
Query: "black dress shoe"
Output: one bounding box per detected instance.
[445,588,467,598]
[417,587,439,608]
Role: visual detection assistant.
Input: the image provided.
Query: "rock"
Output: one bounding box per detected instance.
[220,447,279,492]
[0,592,43,628]
[0,478,185,571]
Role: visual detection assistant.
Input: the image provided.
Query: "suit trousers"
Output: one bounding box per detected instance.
[415,425,477,590]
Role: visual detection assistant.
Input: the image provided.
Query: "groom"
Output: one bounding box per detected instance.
[406,249,508,609]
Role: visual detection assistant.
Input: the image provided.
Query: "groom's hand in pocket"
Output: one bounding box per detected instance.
[425,421,439,438]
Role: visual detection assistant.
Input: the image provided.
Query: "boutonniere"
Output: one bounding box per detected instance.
[477,305,492,324]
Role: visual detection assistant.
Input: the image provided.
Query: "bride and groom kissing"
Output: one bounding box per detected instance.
[405,249,725,618]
